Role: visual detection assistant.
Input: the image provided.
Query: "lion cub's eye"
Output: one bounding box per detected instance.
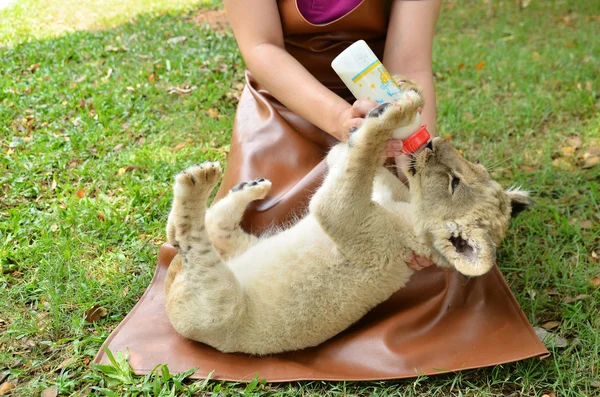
[449,174,460,193]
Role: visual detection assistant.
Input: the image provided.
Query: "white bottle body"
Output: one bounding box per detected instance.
[332,40,422,140]
[331,40,403,104]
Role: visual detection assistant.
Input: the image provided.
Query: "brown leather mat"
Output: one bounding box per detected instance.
[93,243,548,382]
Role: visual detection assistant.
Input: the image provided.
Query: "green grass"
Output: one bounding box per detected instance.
[1,0,599,395]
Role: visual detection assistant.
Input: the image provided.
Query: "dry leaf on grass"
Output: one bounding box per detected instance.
[207,108,220,119]
[174,142,186,150]
[562,294,588,304]
[76,189,85,198]
[41,387,58,397]
[0,383,16,395]
[117,165,138,175]
[167,85,197,95]
[535,327,568,348]
[591,276,600,287]
[566,135,583,149]
[85,304,108,322]
[581,144,600,169]
[475,61,485,70]
[167,36,187,45]
[542,320,561,330]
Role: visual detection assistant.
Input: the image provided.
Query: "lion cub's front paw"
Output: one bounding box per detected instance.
[376,91,424,131]
[174,161,222,198]
[229,178,272,201]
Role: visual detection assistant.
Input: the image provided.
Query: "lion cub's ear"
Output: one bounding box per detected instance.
[505,188,533,217]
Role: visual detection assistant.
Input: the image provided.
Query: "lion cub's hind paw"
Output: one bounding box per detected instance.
[230,178,272,201]
[174,161,222,197]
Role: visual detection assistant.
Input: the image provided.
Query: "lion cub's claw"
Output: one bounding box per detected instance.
[229,178,272,201]
[174,161,222,197]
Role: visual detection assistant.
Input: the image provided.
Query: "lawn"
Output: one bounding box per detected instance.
[0,0,599,395]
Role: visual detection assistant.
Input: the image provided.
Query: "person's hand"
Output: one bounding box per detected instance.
[407,254,435,271]
[335,99,378,141]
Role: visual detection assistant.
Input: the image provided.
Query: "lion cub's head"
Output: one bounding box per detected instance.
[407,137,532,277]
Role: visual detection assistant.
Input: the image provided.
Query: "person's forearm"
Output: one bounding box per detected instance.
[383,0,442,137]
[244,43,350,141]
[391,68,437,137]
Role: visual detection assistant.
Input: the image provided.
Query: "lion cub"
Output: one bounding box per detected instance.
[163,90,531,355]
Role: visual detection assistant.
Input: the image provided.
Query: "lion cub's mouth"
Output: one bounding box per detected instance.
[450,235,477,263]
[408,141,433,176]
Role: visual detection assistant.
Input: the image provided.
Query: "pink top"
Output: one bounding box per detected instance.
[297,0,363,24]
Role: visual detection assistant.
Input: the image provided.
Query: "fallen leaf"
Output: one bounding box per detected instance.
[585,81,593,92]
[97,212,106,221]
[103,68,113,81]
[542,393,557,397]
[117,167,126,175]
[566,135,583,149]
[51,180,57,190]
[28,63,40,73]
[580,220,593,229]
[457,63,465,71]
[148,73,155,83]
[552,158,575,170]
[84,304,108,322]
[174,142,186,150]
[0,382,15,395]
[76,189,85,198]
[207,108,220,119]
[520,165,536,173]
[104,45,128,53]
[559,146,575,157]
[591,250,599,261]
[112,143,124,152]
[167,35,187,45]
[41,386,58,397]
[591,380,600,388]
[56,357,75,370]
[562,294,588,303]
[444,133,452,140]
[542,320,561,330]
[534,327,568,348]
[591,276,600,287]
[582,156,599,169]
[167,85,197,95]
[475,61,485,70]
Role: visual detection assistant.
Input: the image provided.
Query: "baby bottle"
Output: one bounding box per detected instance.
[331,40,429,154]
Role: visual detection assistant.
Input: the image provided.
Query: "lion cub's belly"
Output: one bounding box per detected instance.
[224,216,409,354]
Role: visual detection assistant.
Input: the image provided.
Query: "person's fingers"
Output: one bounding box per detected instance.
[406,255,423,271]
[414,255,435,268]
[383,139,403,157]
[345,117,364,134]
[407,255,435,271]
[351,99,379,118]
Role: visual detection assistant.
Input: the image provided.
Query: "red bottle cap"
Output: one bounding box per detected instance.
[401,125,430,155]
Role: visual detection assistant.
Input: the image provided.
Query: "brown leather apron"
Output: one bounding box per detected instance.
[94,0,548,381]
